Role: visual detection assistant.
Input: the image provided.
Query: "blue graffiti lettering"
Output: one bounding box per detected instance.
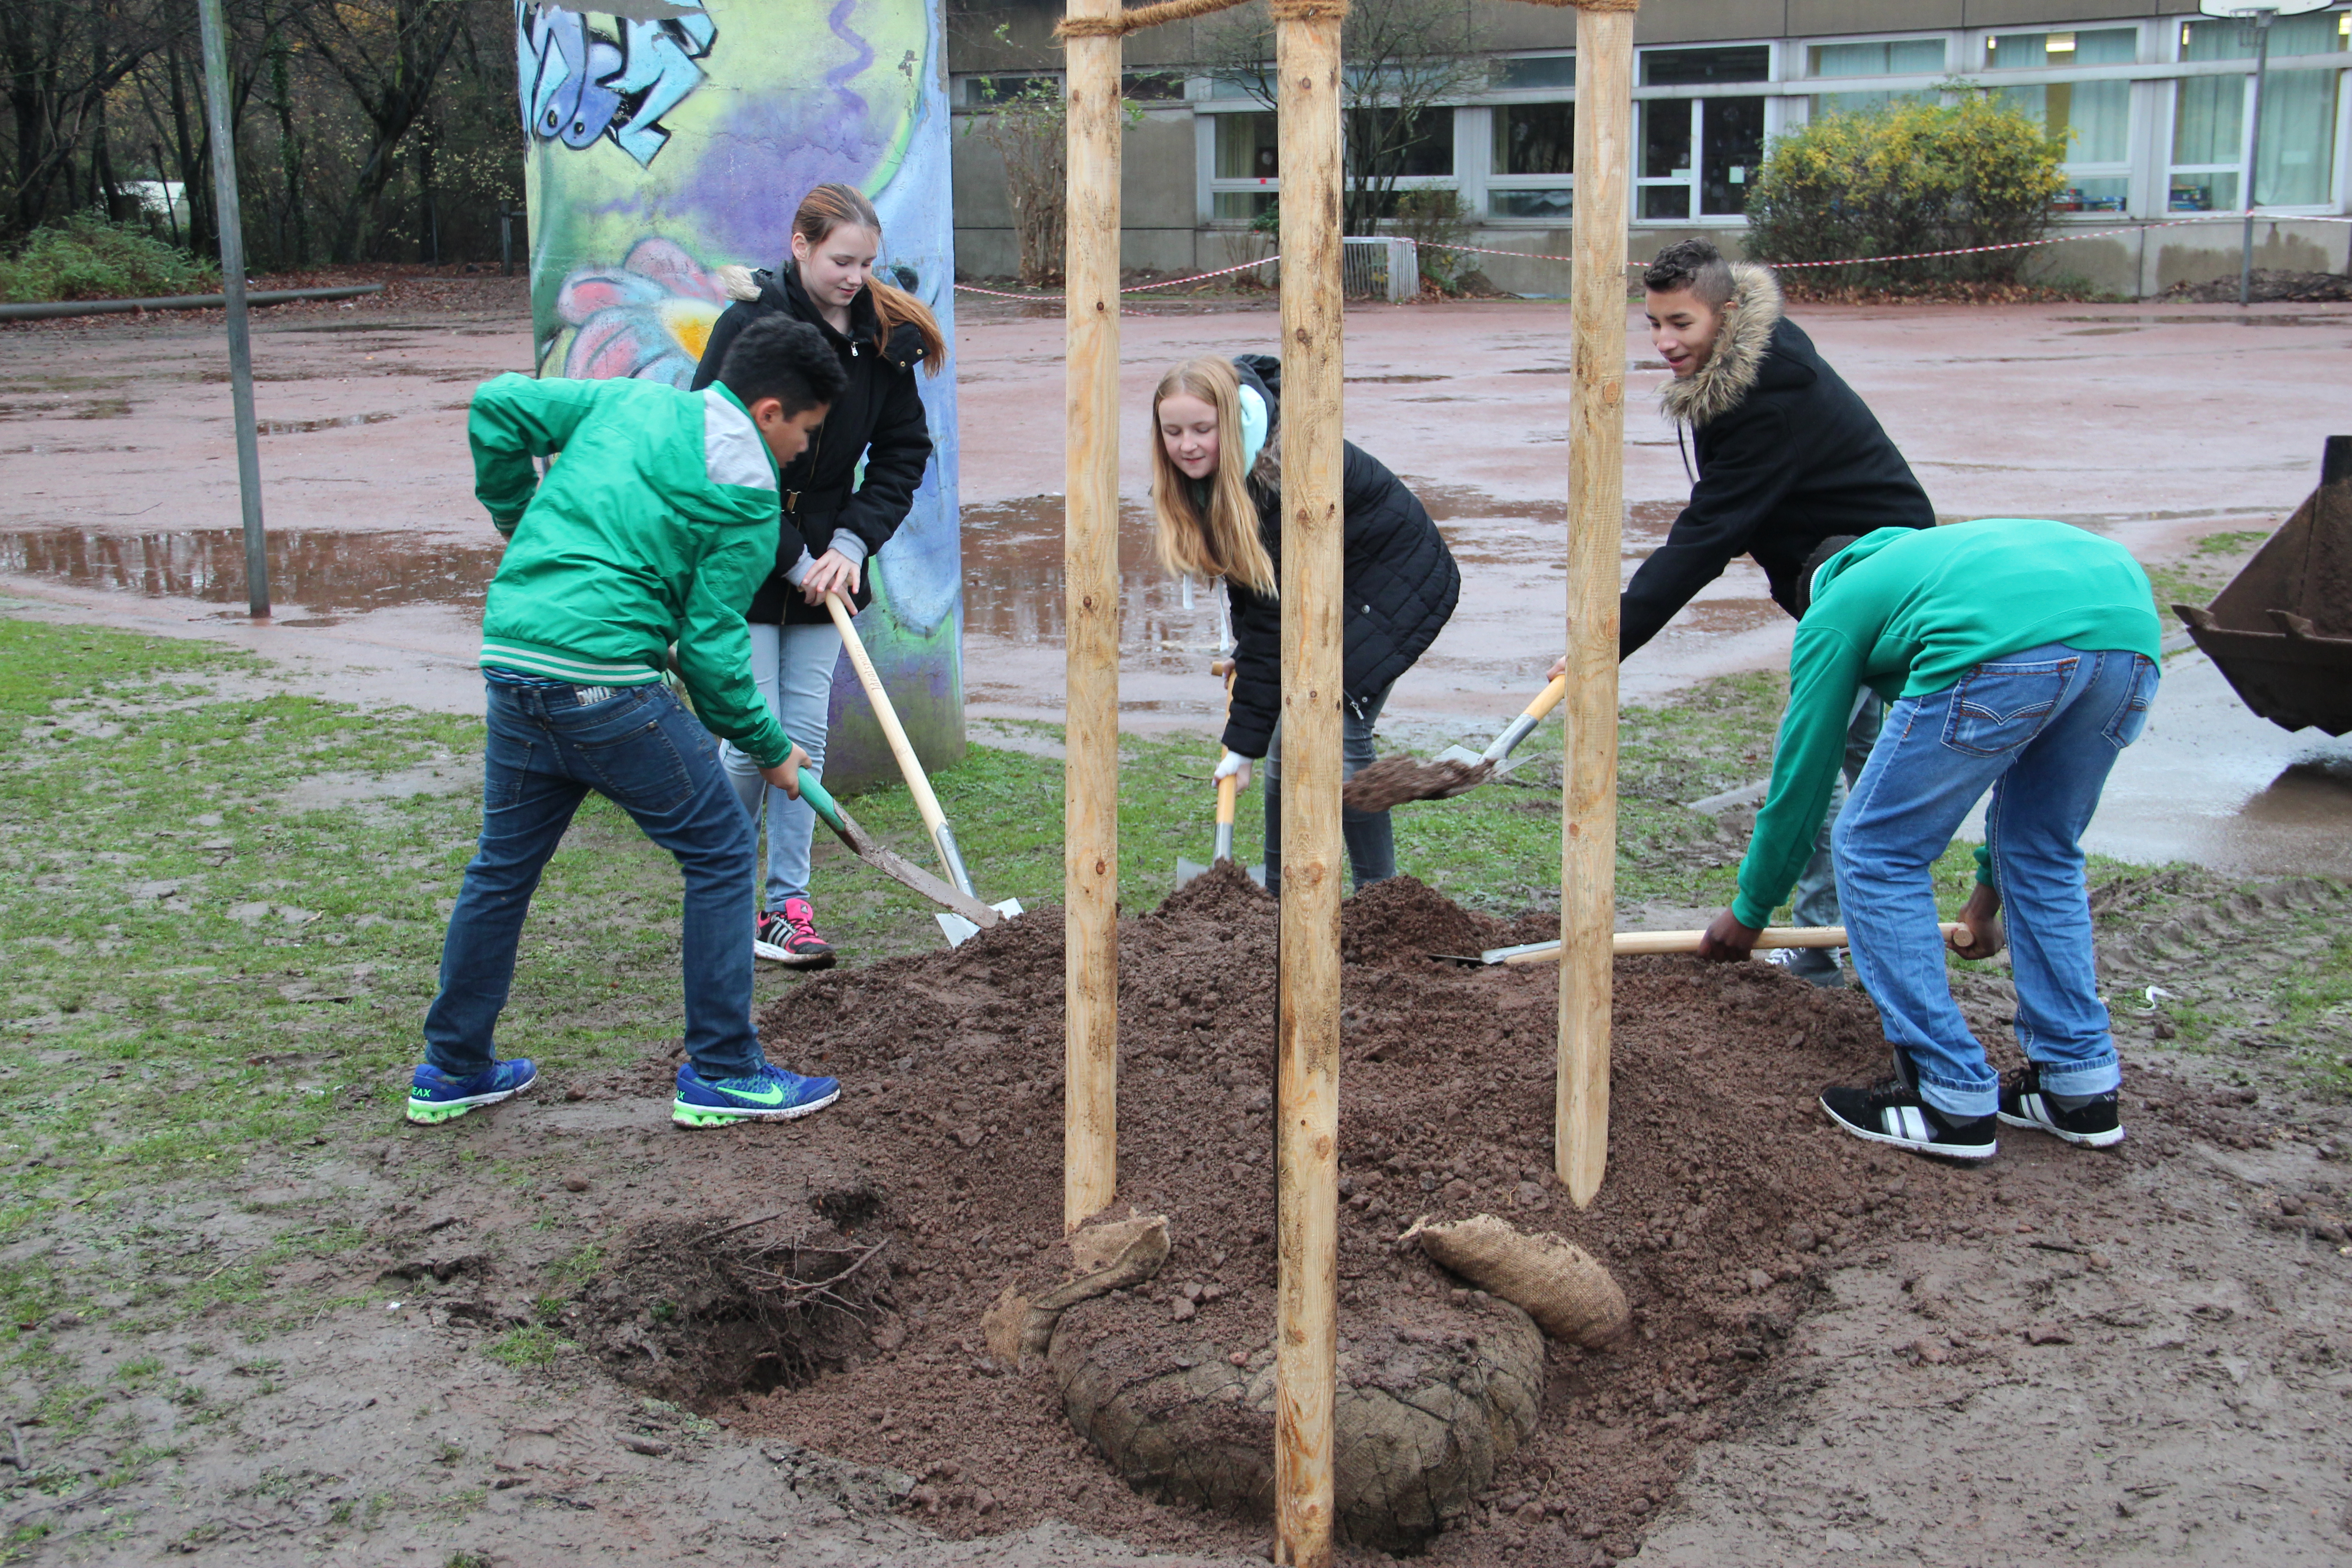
[516,2,716,168]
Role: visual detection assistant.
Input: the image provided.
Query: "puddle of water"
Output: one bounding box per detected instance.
[2053,313,2352,328]
[1346,374,1450,384]
[257,412,398,435]
[0,526,501,612]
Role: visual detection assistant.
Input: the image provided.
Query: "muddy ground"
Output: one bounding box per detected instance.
[12,864,2348,1566]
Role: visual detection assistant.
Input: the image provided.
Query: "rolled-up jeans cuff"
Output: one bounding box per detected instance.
[1915,1068,1999,1122]
[2033,1057,2121,1100]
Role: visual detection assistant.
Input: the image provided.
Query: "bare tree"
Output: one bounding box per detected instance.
[965,76,1067,287]
[1201,0,1487,236]
[0,0,164,238]
[289,0,468,263]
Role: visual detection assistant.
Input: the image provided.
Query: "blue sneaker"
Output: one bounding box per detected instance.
[407,1058,538,1125]
[672,1063,840,1128]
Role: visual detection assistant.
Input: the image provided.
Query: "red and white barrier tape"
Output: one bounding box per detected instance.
[951,211,2352,301]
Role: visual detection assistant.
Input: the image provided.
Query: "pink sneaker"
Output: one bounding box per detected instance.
[754,897,836,970]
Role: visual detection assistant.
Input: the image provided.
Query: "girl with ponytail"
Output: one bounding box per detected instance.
[690,181,945,970]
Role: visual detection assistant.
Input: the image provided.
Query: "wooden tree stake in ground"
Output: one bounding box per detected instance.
[1558,4,1635,1210]
[1270,2,1346,1561]
[1063,0,1123,1231]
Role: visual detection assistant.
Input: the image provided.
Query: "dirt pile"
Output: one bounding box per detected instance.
[695,869,2020,1562]
[2159,268,2352,304]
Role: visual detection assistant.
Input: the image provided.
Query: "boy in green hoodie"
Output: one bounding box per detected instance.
[1696,519,2161,1161]
[407,316,848,1130]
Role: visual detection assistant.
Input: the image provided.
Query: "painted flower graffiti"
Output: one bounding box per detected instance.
[518,1,715,167]
[539,235,726,386]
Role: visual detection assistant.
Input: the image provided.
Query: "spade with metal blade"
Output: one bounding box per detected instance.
[824,593,1022,946]
[1343,672,1569,813]
[795,769,1004,933]
[1176,660,1264,889]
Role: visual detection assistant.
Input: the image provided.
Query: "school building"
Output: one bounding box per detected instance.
[947,1,2352,297]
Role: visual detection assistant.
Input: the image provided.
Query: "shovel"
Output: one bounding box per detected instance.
[1343,673,1570,813]
[794,769,1004,933]
[1176,660,1265,889]
[1448,923,1970,966]
[824,593,1023,946]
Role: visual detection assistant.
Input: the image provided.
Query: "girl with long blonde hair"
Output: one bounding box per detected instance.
[1151,353,1460,892]
[689,181,946,969]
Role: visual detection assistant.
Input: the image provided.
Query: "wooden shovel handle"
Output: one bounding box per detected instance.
[825,592,949,838]
[1502,923,1970,965]
[1524,672,1570,722]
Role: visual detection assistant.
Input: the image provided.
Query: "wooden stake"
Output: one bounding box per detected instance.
[1558,7,1634,1210]
[1063,0,1122,1231]
[1271,5,1343,1563]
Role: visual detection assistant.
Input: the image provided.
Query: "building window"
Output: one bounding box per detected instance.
[1348,107,1455,179]
[1211,112,1279,223]
[1990,29,2136,211]
[1122,70,1186,102]
[2173,11,2346,211]
[1491,101,1573,221]
[1808,36,1945,117]
[1640,46,1769,86]
[1492,54,1575,91]
[1637,95,1763,219]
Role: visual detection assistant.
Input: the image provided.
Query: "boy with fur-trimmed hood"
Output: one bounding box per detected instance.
[1555,238,1936,983]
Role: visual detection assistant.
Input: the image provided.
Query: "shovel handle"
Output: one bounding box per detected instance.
[1213,770,1237,863]
[826,593,973,892]
[797,768,849,839]
[1482,673,1573,764]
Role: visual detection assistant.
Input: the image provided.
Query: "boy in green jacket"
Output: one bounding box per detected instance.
[407,316,848,1129]
[1697,519,2161,1160]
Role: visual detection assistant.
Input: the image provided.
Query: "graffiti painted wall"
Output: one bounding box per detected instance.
[518,0,962,789]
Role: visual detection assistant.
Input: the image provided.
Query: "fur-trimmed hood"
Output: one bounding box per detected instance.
[1658,263,1784,429]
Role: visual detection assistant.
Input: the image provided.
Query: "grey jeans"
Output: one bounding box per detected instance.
[1262,684,1396,892]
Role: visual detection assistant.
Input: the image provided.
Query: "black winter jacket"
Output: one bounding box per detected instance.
[1221,356,1460,760]
[1622,265,1934,659]
[688,262,935,625]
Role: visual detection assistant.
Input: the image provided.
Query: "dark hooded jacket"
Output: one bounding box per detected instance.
[689,261,934,625]
[1621,264,1934,659]
[1220,355,1460,760]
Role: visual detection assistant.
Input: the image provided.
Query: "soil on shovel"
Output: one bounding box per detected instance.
[660,867,2018,1564]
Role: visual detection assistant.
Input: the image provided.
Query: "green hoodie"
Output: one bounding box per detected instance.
[468,373,795,769]
[1732,518,2160,930]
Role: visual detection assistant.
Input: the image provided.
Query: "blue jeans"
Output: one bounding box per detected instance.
[717,621,842,908]
[423,681,766,1081]
[1790,691,1885,929]
[1833,643,2159,1119]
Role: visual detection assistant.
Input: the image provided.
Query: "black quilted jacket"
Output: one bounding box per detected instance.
[1220,355,1460,759]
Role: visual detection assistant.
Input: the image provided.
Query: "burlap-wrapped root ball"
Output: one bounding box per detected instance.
[1048,1291,1546,1553]
[1404,1213,1630,1348]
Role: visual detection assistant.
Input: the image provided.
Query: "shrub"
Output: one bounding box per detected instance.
[0,213,220,304]
[1392,189,1473,291]
[1744,96,2065,290]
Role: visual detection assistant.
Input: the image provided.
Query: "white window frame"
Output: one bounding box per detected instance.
[1974,24,2143,217]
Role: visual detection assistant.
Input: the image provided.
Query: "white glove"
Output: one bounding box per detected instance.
[1212,750,1254,790]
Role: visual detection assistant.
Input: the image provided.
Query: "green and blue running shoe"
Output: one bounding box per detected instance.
[407,1058,538,1125]
[672,1062,839,1127]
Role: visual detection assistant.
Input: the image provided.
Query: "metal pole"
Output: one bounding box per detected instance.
[2239,9,2274,309]
[197,0,268,618]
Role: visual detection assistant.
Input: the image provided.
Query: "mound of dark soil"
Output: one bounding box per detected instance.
[704,869,2021,1562]
[2159,269,2352,304]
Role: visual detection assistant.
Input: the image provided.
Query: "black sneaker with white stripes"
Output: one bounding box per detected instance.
[1998,1064,2124,1148]
[1820,1074,1999,1161]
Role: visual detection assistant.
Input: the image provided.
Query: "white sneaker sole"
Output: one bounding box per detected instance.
[672,1086,840,1126]
[1820,1096,1998,1161]
[1997,1107,2125,1148]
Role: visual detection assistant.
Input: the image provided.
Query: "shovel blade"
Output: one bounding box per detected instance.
[938,898,1025,948]
[1433,744,1484,767]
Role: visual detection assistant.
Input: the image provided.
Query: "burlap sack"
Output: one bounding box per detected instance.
[1403,1212,1628,1348]
[981,1210,1170,1366]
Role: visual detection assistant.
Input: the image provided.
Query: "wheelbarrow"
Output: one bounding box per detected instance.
[2174,434,2352,737]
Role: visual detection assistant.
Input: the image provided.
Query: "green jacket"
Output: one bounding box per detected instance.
[469,373,795,769]
[1733,519,2160,929]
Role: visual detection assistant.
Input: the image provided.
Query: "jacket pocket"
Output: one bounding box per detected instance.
[2101,653,2160,750]
[1940,657,2077,758]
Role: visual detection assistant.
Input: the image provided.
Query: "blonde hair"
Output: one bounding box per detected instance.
[1149,357,1277,597]
[792,182,946,376]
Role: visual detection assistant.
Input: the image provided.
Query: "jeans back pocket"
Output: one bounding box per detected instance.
[1940,657,2076,759]
[2102,653,2160,750]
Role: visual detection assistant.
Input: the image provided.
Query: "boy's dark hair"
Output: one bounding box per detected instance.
[716,316,844,415]
[1793,534,1861,617]
[1642,238,1736,309]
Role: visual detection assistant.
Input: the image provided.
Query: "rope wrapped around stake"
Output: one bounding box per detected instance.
[1054,0,1628,39]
